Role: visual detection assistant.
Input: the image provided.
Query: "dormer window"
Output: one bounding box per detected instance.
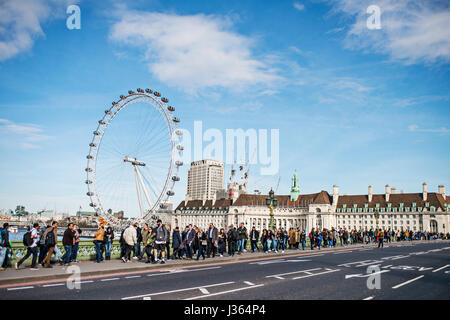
[412,202,416,207]
[425,202,430,207]
[399,203,404,207]
[376,203,380,208]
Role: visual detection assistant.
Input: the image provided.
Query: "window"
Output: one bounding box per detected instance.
[337,208,341,213]
[405,207,410,212]
[387,207,391,212]
[430,206,436,212]
[412,202,416,207]
[400,203,404,207]
[393,208,398,212]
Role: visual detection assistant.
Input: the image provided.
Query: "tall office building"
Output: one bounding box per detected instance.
[186,160,224,202]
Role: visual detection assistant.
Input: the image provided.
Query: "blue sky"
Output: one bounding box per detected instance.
[0,0,449,216]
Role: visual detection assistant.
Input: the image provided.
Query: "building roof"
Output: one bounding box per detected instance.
[337,192,446,210]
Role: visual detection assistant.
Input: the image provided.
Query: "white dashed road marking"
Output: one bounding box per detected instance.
[7,286,34,291]
[392,275,424,289]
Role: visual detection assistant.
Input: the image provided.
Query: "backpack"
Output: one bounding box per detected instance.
[46,228,56,246]
[231,229,238,241]
[23,231,33,247]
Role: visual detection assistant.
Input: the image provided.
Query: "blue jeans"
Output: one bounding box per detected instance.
[95,242,103,262]
[105,241,112,258]
[196,244,205,260]
[272,239,278,251]
[0,247,7,267]
[71,242,79,261]
[237,239,245,253]
[301,240,306,250]
[63,245,72,264]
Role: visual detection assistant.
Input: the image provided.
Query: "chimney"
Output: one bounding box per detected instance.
[368,185,373,202]
[391,188,397,194]
[422,182,428,201]
[385,184,390,202]
[332,185,339,206]
[438,185,446,200]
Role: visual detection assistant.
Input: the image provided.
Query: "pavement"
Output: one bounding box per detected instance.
[1,239,449,300]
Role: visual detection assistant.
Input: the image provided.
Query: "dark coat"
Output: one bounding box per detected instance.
[172,230,182,249]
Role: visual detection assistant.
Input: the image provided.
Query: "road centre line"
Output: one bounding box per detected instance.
[101,278,120,282]
[125,275,141,279]
[392,275,424,289]
[121,281,235,300]
[42,283,65,288]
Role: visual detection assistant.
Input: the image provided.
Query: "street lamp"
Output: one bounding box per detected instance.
[266,188,278,230]
[374,208,380,230]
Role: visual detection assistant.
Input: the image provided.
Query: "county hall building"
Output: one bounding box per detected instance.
[171,172,450,234]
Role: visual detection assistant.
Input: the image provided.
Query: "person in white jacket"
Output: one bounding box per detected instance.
[122,223,137,263]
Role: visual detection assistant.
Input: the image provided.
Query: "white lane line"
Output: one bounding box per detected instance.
[266,268,322,279]
[363,296,374,300]
[244,281,255,286]
[295,254,324,258]
[392,275,424,289]
[76,280,94,284]
[7,286,34,291]
[432,264,450,273]
[286,259,312,262]
[143,297,152,300]
[101,278,120,282]
[42,283,65,288]
[199,287,210,294]
[249,259,285,265]
[185,284,265,300]
[147,266,222,277]
[125,275,141,279]
[292,268,341,280]
[121,281,235,300]
[147,272,171,277]
[345,270,390,279]
[183,266,222,272]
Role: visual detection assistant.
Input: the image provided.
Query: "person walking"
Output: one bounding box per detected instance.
[143,228,155,263]
[184,224,195,260]
[134,225,142,259]
[196,227,207,260]
[300,230,306,250]
[0,223,11,271]
[38,225,49,265]
[261,229,268,253]
[122,223,137,263]
[309,228,315,250]
[60,223,75,266]
[93,223,105,263]
[171,227,182,259]
[153,219,169,264]
[237,223,248,255]
[165,225,171,260]
[249,227,259,253]
[104,226,114,260]
[218,228,227,257]
[227,225,237,257]
[42,221,58,268]
[16,223,40,270]
[378,229,384,249]
[71,225,81,263]
[206,223,219,258]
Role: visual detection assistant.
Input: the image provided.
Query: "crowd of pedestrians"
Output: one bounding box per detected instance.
[1,220,449,271]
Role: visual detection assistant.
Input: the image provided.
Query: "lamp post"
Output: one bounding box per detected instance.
[266,188,278,230]
[374,208,380,231]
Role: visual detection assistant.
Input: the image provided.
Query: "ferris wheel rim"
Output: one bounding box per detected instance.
[85,89,182,224]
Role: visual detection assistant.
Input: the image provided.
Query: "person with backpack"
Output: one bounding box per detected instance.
[16,223,40,270]
[42,221,58,268]
[153,219,169,264]
[38,225,49,264]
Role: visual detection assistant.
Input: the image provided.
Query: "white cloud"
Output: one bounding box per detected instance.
[293,2,305,11]
[109,10,281,92]
[329,0,450,65]
[0,0,76,61]
[0,118,50,149]
[409,124,449,135]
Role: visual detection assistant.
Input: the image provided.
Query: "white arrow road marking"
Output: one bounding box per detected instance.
[185,284,265,300]
[199,287,210,294]
[292,268,341,280]
[266,268,322,279]
[345,270,390,279]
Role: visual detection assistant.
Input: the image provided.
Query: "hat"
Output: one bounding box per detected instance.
[157,219,162,223]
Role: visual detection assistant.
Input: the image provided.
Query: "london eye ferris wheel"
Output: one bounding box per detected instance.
[85,88,183,226]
